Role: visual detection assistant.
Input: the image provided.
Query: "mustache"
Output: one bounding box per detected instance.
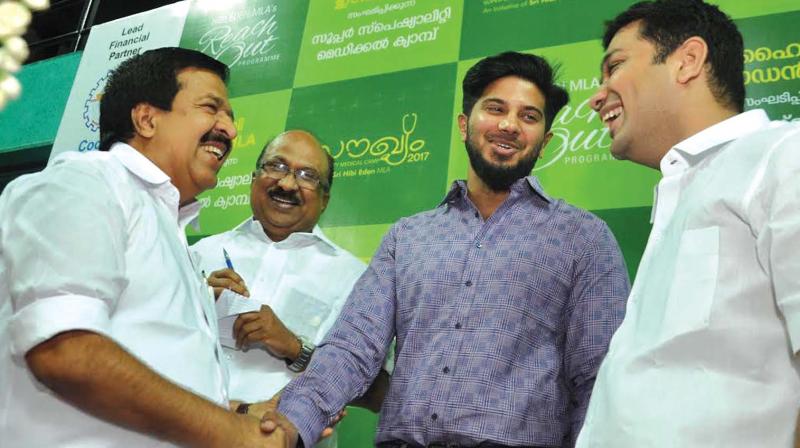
[268,187,301,205]
[200,130,232,157]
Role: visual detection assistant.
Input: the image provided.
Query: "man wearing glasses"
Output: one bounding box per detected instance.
[191,130,390,447]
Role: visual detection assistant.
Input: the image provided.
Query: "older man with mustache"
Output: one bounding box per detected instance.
[191,130,391,448]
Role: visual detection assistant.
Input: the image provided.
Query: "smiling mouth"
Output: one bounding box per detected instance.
[602,106,623,124]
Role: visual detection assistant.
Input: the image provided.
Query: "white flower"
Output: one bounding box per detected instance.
[0,2,32,39]
[0,49,21,73]
[21,0,49,12]
[0,73,22,100]
[3,36,29,61]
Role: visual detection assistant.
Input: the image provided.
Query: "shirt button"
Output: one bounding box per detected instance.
[476,242,482,248]
[442,366,450,374]
[474,212,479,218]
[454,323,462,329]
[464,280,472,287]
[431,413,438,421]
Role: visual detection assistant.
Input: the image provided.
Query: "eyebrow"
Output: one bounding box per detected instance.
[482,97,544,115]
[483,97,543,117]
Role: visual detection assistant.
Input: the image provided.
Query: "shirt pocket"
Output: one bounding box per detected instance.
[272,276,332,341]
[660,226,720,340]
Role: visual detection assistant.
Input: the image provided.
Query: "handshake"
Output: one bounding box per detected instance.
[222,393,343,448]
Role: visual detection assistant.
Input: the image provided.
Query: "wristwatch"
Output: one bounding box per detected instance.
[286,336,315,372]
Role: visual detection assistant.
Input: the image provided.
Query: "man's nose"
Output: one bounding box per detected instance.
[216,112,238,141]
[277,171,299,190]
[589,86,607,112]
[498,116,520,134]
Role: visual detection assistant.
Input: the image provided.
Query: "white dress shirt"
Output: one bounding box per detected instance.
[191,219,368,448]
[577,110,800,447]
[0,143,228,447]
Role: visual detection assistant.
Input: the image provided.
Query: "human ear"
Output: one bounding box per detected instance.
[457,113,468,142]
[130,103,159,139]
[675,36,709,85]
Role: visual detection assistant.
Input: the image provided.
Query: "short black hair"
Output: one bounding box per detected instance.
[603,0,744,112]
[462,51,569,132]
[256,131,334,193]
[99,47,229,151]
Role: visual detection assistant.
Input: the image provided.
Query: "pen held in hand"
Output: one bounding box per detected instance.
[223,248,234,270]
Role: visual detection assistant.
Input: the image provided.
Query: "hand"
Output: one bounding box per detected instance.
[256,392,346,441]
[207,268,250,299]
[233,305,300,360]
[216,413,287,448]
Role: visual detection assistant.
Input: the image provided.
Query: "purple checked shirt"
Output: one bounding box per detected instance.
[278,176,629,447]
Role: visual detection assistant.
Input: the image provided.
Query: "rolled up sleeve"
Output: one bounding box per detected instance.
[1,161,128,358]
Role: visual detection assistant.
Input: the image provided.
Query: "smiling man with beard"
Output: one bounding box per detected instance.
[0,47,289,447]
[266,51,630,448]
[191,130,391,447]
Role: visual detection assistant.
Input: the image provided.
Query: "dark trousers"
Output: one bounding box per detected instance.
[377,442,550,448]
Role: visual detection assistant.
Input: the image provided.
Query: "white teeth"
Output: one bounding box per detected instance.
[201,145,224,158]
[602,107,623,123]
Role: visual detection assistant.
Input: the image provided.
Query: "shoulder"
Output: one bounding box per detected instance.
[191,228,238,253]
[727,120,800,157]
[2,151,121,210]
[551,199,609,231]
[547,199,617,254]
[390,206,445,234]
[314,230,367,274]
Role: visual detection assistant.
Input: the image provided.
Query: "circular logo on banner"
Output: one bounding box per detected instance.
[83,72,110,132]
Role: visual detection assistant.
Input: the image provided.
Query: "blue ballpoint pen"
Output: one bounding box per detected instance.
[223,248,234,270]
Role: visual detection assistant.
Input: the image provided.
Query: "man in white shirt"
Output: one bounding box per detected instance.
[578,0,800,446]
[0,47,286,447]
[191,130,390,447]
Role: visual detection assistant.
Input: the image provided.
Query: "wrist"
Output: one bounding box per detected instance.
[287,334,302,362]
[286,336,315,372]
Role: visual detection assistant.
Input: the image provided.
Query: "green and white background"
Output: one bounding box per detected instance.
[51,0,800,444]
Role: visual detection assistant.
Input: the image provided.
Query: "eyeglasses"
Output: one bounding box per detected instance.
[257,160,327,191]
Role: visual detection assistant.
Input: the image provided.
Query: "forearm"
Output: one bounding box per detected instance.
[569,379,594,447]
[26,330,239,447]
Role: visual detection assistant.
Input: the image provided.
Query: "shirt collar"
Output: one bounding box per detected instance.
[110,142,201,229]
[440,175,552,205]
[240,218,338,252]
[662,110,771,170]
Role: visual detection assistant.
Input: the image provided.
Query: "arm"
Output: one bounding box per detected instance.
[26,330,283,447]
[348,368,391,412]
[2,165,280,446]
[563,220,630,446]
[275,225,401,447]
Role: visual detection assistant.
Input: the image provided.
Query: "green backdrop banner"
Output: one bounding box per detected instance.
[50,2,800,441]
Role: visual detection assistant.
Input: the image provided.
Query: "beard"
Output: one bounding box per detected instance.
[465,130,542,191]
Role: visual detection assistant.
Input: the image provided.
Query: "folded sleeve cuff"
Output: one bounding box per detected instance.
[277,394,328,448]
[9,294,111,357]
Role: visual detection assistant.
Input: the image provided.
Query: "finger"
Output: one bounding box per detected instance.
[321,427,334,438]
[232,312,262,340]
[208,269,250,297]
[207,277,248,297]
[238,324,269,350]
[260,418,278,434]
[212,286,225,300]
